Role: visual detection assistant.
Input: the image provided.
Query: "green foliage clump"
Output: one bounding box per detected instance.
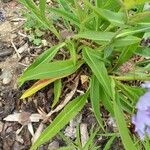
[19,0,150,149]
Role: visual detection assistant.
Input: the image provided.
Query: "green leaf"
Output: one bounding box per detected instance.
[74,31,115,42]
[58,146,76,150]
[59,132,76,148]
[83,47,112,98]
[83,128,99,150]
[39,0,46,17]
[58,0,72,12]
[19,0,60,39]
[114,95,137,150]
[116,25,150,38]
[52,79,62,108]
[112,73,150,81]
[123,0,149,9]
[33,38,42,45]
[116,81,145,104]
[19,0,39,15]
[129,11,150,24]
[114,44,137,69]
[19,60,83,82]
[23,43,65,74]
[114,36,141,47]
[48,7,80,27]
[30,92,89,150]
[103,45,114,58]
[103,136,116,150]
[119,93,133,113]
[83,0,125,26]
[67,41,77,65]
[95,0,103,7]
[90,75,104,130]
[135,47,150,57]
[99,81,114,116]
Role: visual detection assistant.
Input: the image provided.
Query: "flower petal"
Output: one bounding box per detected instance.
[136,90,150,110]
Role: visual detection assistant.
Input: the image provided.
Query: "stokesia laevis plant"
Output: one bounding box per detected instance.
[132,81,150,139]
[18,0,150,149]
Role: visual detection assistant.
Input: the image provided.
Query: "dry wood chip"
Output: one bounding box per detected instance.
[80,123,89,147]
[31,123,44,144]
[80,75,89,85]
[28,122,34,136]
[17,42,29,54]
[0,121,4,132]
[3,112,43,125]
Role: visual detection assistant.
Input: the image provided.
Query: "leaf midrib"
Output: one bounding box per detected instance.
[21,62,74,81]
[33,95,86,149]
[85,49,110,96]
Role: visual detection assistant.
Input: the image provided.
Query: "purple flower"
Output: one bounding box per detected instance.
[141,81,150,89]
[132,90,150,139]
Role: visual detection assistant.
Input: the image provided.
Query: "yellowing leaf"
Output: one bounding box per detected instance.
[21,78,58,99]
[124,0,149,8]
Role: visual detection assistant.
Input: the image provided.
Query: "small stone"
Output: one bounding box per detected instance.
[1,69,12,85]
[48,141,59,150]
[2,77,11,85]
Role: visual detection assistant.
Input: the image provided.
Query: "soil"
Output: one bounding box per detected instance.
[0,1,124,150]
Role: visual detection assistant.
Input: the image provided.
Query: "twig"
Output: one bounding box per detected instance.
[43,77,79,123]
[18,31,28,38]
[11,40,21,59]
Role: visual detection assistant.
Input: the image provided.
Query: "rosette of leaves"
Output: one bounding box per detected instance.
[19,0,150,149]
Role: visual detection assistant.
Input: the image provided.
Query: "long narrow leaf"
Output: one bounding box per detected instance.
[114,44,137,69]
[48,7,80,27]
[83,47,112,98]
[114,95,137,150]
[52,79,62,108]
[74,31,115,42]
[25,43,65,73]
[19,0,60,39]
[21,78,58,99]
[39,0,46,17]
[116,26,150,38]
[114,36,141,47]
[19,60,83,82]
[103,136,116,150]
[90,75,104,130]
[83,0,125,26]
[30,92,89,150]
